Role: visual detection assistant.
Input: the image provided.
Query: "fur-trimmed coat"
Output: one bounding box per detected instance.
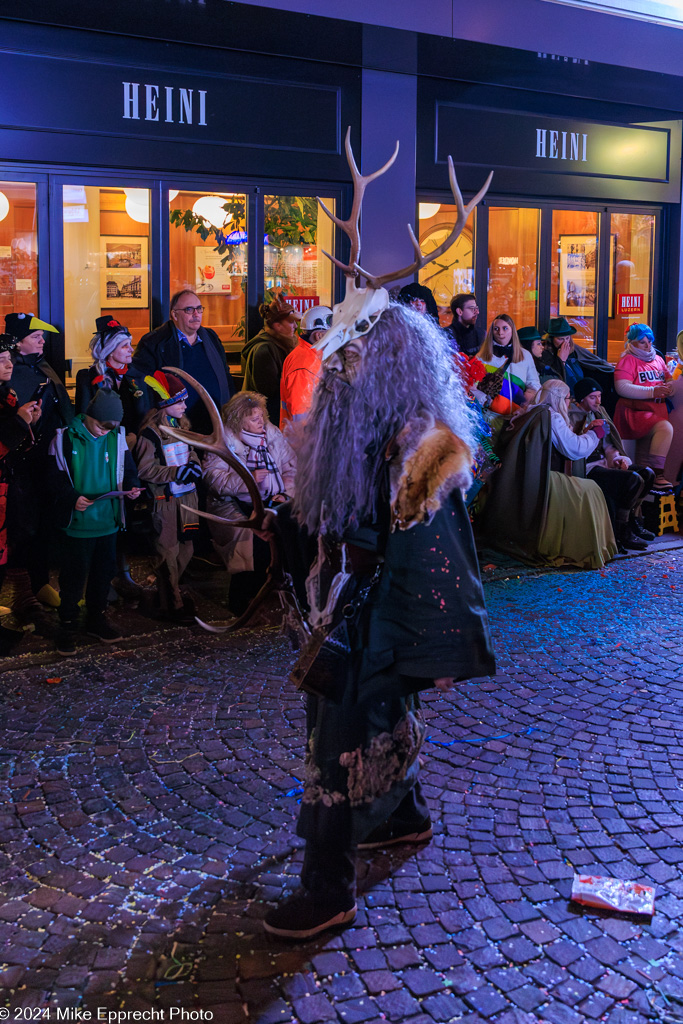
[389,413,472,530]
[293,411,495,847]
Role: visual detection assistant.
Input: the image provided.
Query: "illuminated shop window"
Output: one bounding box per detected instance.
[169,191,247,355]
[63,185,151,378]
[607,212,655,362]
[487,207,541,331]
[0,182,39,323]
[550,209,600,352]
[263,195,335,315]
[418,202,475,328]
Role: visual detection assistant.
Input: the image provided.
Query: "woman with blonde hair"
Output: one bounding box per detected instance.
[481,379,616,569]
[531,380,616,567]
[476,313,541,413]
[203,391,296,615]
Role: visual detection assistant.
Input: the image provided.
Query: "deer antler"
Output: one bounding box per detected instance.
[158,366,266,530]
[317,126,399,278]
[158,367,307,637]
[361,158,493,290]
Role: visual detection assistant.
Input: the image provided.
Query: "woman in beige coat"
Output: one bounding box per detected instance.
[203,391,296,614]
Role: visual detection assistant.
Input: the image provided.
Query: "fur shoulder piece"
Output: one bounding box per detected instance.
[389,413,472,531]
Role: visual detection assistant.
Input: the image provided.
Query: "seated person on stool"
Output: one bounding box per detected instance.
[572,377,655,552]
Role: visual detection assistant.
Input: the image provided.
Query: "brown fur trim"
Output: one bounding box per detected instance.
[390,416,472,531]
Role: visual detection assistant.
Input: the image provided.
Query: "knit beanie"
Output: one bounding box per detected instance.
[86,387,123,424]
[0,334,17,354]
[573,378,602,403]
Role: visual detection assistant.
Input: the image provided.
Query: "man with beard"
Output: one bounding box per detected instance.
[261,131,495,940]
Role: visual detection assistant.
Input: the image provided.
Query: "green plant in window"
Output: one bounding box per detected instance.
[170,195,320,339]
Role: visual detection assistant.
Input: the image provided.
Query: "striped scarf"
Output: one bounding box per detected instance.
[240,430,284,499]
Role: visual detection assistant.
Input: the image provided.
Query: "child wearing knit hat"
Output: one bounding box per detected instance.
[48,387,142,656]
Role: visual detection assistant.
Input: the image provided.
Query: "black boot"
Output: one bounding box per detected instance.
[629,513,655,542]
[617,522,648,551]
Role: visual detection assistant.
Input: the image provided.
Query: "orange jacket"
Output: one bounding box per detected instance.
[280,338,323,426]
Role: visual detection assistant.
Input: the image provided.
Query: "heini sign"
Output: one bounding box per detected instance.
[617,293,644,316]
[536,129,588,162]
[122,82,208,125]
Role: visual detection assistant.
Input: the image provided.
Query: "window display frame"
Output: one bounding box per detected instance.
[32,169,346,378]
[417,193,663,361]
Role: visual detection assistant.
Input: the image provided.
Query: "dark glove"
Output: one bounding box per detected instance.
[176,462,202,484]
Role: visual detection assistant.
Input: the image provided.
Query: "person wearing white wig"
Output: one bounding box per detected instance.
[75,316,148,443]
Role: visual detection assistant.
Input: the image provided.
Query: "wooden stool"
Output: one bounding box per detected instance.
[657,493,679,535]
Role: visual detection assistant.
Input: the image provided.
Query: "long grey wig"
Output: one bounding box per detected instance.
[293,303,475,536]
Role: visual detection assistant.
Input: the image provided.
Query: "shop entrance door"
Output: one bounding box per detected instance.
[480,202,659,359]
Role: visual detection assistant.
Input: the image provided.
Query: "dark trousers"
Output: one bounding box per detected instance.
[58,532,118,624]
[587,466,643,526]
[301,781,430,901]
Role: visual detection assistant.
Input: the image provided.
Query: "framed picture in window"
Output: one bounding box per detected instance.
[100,236,149,308]
[558,234,597,316]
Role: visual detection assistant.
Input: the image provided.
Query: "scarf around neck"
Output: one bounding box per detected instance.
[240,429,284,499]
[626,342,656,363]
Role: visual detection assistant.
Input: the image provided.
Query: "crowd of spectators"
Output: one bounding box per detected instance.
[0,283,678,657]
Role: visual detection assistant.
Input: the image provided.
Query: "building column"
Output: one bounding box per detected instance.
[359,27,418,288]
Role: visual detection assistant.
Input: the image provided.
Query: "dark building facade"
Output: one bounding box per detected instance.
[0,0,680,377]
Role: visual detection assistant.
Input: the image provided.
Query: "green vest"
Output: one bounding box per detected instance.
[64,415,120,538]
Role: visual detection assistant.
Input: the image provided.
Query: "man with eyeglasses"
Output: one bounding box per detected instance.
[449,292,483,357]
[133,290,236,433]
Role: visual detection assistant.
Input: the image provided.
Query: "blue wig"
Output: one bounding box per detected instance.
[627,323,654,344]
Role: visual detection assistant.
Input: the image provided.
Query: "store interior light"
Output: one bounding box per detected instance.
[192,195,233,230]
[123,188,148,204]
[0,192,9,223]
[169,189,179,202]
[419,202,441,220]
[125,195,149,224]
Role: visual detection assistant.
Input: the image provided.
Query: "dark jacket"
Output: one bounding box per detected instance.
[0,386,33,479]
[131,321,236,408]
[241,329,291,426]
[75,365,149,437]
[449,319,483,358]
[541,344,615,402]
[9,353,73,449]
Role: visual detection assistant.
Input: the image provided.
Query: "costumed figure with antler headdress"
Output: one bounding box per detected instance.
[252,129,496,939]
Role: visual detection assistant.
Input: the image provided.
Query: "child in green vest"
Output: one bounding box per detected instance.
[49,388,141,656]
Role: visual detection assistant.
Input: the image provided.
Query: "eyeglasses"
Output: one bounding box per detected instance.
[175,305,204,315]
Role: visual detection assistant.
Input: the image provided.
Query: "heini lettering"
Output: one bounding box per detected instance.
[122,82,207,126]
[536,129,587,162]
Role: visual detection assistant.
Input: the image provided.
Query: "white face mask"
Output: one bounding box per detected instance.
[312,281,389,362]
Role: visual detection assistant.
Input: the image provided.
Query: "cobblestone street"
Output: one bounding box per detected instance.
[1,547,683,1023]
